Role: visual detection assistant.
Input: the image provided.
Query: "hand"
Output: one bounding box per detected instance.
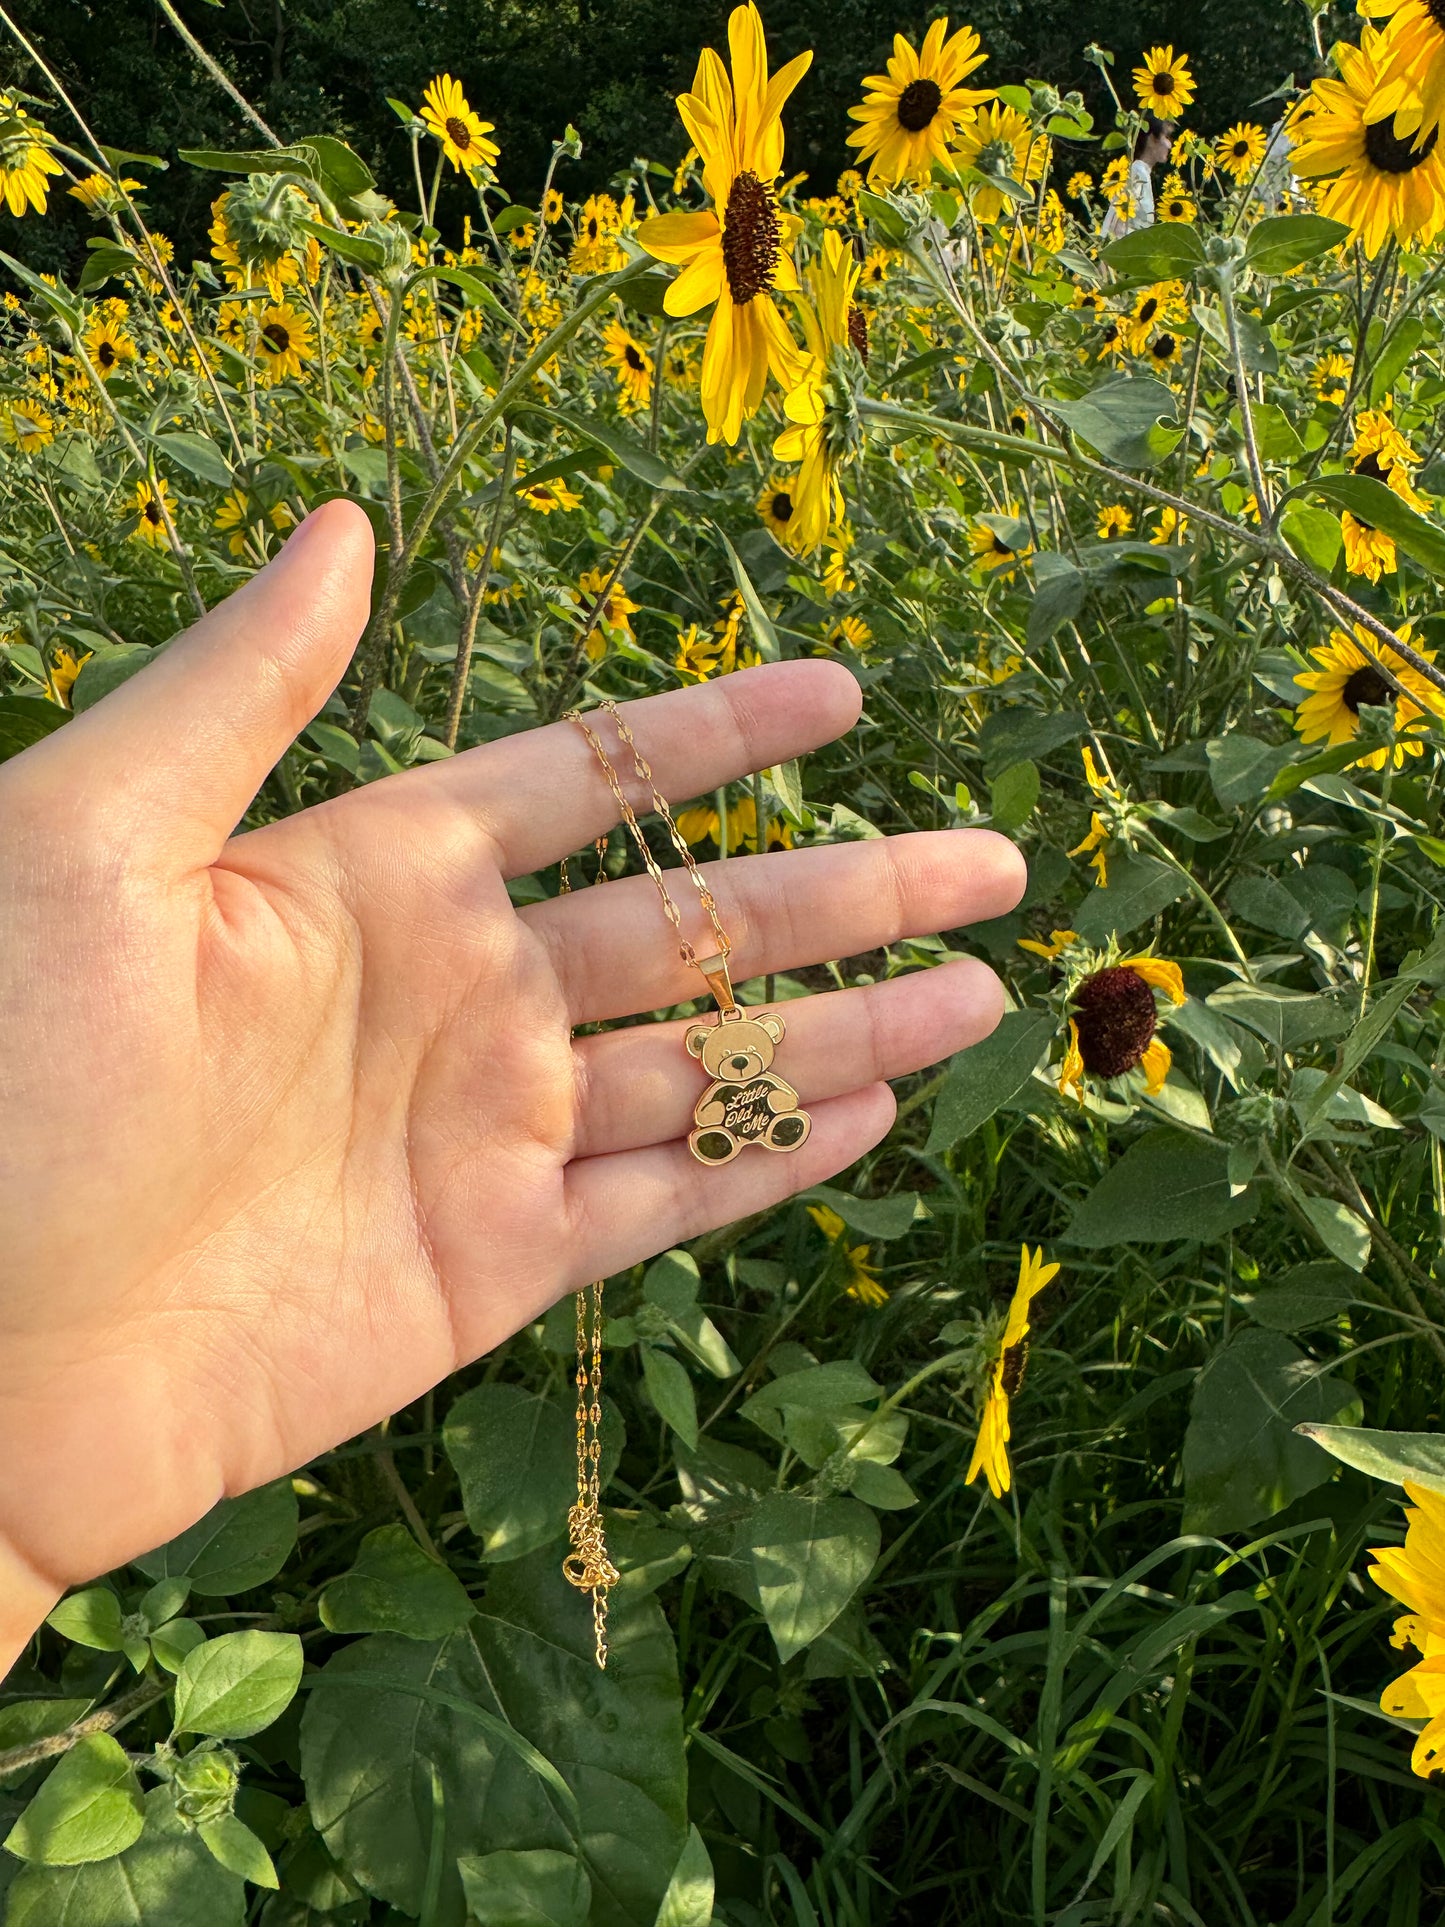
[0,501,1024,1667]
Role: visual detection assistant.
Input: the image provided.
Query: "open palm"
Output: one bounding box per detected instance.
[0,501,1023,1658]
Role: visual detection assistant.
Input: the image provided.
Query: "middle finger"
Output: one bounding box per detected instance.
[523,828,1026,1026]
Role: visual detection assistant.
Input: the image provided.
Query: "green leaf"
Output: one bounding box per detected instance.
[1100,223,1206,280]
[1243,213,1350,276]
[134,1480,298,1595]
[319,1525,475,1640]
[641,1344,699,1450]
[1249,1262,1357,1332]
[98,145,168,171]
[1300,1195,1372,1272]
[616,272,675,317]
[1205,733,1300,806]
[46,1588,124,1652]
[172,1631,304,1739]
[458,1848,590,1926]
[300,1554,687,1927]
[302,720,360,775]
[798,1184,917,1240]
[0,247,79,326]
[977,707,1086,776]
[857,189,908,244]
[294,215,388,269]
[1050,376,1181,468]
[1370,315,1425,405]
[443,1384,579,1562]
[1182,1329,1361,1534]
[1026,553,1085,647]
[0,1703,90,1785]
[1063,1129,1255,1247]
[1206,982,1353,1054]
[1294,1424,1445,1493]
[642,1249,700,1317]
[0,694,68,760]
[154,431,233,489]
[1071,852,1187,943]
[847,1461,918,1509]
[925,1008,1055,1152]
[653,1825,715,1927]
[742,1494,880,1664]
[740,1361,883,1420]
[990,759,1039,833]
[197,1814,279,1889]
[717,529,780,661]
[1279,501,1343,575]
[138,1579,191,1632]
[178,144,311,177]
[70,646,155,715]
[149,1619,207,1675]
[492,203,538,235]
[5,1785,244,1926]
[1307,472,1445,578]
[77,244,138,295]
[4,1736,144,1866]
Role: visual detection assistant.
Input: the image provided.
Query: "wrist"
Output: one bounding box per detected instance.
[0,1531,62,1683]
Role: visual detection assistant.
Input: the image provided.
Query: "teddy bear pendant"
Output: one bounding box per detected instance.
[685,953,812,1165]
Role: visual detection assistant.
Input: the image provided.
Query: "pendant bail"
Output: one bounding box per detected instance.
[696,951,737,1017]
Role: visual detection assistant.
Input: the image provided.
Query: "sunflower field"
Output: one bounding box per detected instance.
[13,1,1445,1922]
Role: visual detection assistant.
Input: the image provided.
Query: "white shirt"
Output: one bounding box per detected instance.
[1102,160,1154,239]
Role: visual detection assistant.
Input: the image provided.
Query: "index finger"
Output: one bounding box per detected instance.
[383,659,863,878]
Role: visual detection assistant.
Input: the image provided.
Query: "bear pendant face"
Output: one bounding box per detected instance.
[683,1009,813,1166]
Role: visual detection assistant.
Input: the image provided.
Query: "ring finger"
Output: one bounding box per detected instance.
[569,959,1005,1159]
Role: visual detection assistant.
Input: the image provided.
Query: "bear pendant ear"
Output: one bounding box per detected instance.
[684,1023,712,1059]
[759,1012,786,1045]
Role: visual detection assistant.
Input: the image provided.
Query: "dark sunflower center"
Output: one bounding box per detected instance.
[1343,664,1393,711]
[96,341,116,369]
[848,304,870,362]
[1232,140,1250,158]
[897,77,944,132]
[263,322,291,353]
[1152,73,1175,96]
[445,116,472,150]
[991,533,1014,556]
[1354,450,1391,485]
[1138,297,1158,324]
[771,491,793,522]
[586,217,599,241]
[722,169,780,305]
[1363,115,1438,173]
[1429,0,1445,26]
[624,344,645,371]
[999,1338,1030,1398]
[1153,333,1177,359]
[142,500,161,525]
[1072,966,1157,1079]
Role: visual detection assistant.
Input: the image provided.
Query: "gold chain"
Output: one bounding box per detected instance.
[558,840,618,1669]
[563,697,733,973]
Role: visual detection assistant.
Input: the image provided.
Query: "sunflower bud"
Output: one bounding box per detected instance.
[168,1743,241,1829]
[223,176,313,274]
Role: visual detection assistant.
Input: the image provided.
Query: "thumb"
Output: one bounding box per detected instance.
[44,498,374,866]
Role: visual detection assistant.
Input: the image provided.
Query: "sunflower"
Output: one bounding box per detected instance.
[1358,0,1445,143]
[516,473,582,513]
[46,642,91,708]
[836,166,864,199]
[254,301,315,385]
[1017,928,1078,961]
[542,187,565,225]
[968,509,1031,579]
[1146,330,1183,371]
[1097,503,1133,539]
[1368,1481,1445,1779]
[1132,46,1195,115]
[214,488,258,557]
[1311,351,1352,404]
[949,101,1049,224]
[677,795,790,851]
[663,341,699,389]
[1291,26,1445,257]
[82,314,137,381]
[965,1245,1060,1499]
[845,18,994,187]
[1067,170,1093,198]
[1150,505,1189,544]
[675,622,728,680]
[130,477,176,550]
[637,4,810,446]
[0,99,62,217]
[859,246,893,288]
[1058,954,1185,1101]
[771,226,859,553]
[1341,407,1429,580]
[758,474,800,542]
[808,1203,888,1305]
[574,566,641,658]
[570,194,625,275]
[1035,188,1067,252]
[827,613,873,651]
[1158,187,1197,222]
[420,74,499,176]
[1294,621,1443,768]
[1124,279,1185,354]
[68,172,141,216]
[602,316,654,410]
[0,400,53,453]
[1216,122,1268,180]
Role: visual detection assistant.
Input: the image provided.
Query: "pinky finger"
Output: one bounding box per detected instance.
[562,1084,898,1288]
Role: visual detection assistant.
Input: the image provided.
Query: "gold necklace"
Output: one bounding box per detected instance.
[559,700,812,1667]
